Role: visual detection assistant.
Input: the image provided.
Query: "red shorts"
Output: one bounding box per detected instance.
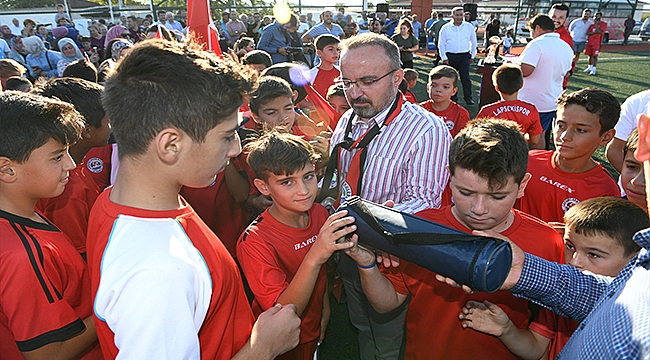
[585,44,601,56]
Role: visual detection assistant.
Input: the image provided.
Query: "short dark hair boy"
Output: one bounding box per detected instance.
[428,64,458,87]
[33,77,110,256]
[344,118,564,359]
[239,132,354,359]
[0,91,101,359]
[87,40,300,359]
[4,76,32,92]
[62,58,99,82]
[516,88,621,223]
[476,63,542,145]
[315,34,340,50]
[420,65,470,137]
[249,76,294,117]
[242,49,272,72]
[620,129,646,211]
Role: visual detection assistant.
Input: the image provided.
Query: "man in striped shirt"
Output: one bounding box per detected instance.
[329,32,452,360]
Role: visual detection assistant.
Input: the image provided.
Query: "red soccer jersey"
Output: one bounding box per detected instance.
[404,90,418,104]
[82,143,115,190]
[556,26,574,49]
[420,100,470,137]
[35,162,101,255]
[384,205,564,360]
[0,210,102,359]
[312,66,340,100]
[587,21,607,47]
[516,150,621,223]
[476,99,543,137]
[529,307,580,360]
[87,189,254,360]
[180,172,249,258]
[237,205,329,350]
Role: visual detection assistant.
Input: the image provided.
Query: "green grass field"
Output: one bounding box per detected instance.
[318,47,650,360]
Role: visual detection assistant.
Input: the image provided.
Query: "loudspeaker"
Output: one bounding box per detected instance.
[463,3,478,21]
[376,3,389,14]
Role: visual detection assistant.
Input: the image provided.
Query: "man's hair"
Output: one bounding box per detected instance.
[261,63,308,103]
[246,132,319,181]
[403,68,418,82]
[492,63,523,95]
[583,8,592,13]
[527,14,555,32]
[0,92,84,163]
[249,76,294,114]
[451,6,464,14]
[449,118,528,189]
[5,76,31,91]
[438,12,445,19]
[326,83,346,100]
[127,15,137,21]
[564,197,648,256]
[242,50,272,68]
[145,24,175,41]
[103,40,255,158]
[550,3,570,12]
[595,11,602,16]
[340,33,400,72]
[315,34,340,51]
[34,78,105,128]
[624,128,639,155]
[0,59,27,78]
[556,88,620,134]
[62,59,98,83]
[428,65,459,88]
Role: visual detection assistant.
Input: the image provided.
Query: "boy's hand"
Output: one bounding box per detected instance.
[309,210,356,266]
[459,300,512,337]
[250,304,301,358]
[434,230,525,293]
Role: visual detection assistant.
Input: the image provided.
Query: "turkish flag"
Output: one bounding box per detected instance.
[186,0,222,56]
[305,84,340,131]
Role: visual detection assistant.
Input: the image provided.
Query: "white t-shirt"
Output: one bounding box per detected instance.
[518,32,573,113]
[569,18,593,43]
[614,89,650,140]
[298,21,310,35]
[9,24,22,36]
[0,39,9,56]
[503,37,513,47]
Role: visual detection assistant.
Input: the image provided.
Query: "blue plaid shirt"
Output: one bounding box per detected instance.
[511,227,650,359]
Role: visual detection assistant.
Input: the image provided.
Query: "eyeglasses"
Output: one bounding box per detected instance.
[335,68,399,90]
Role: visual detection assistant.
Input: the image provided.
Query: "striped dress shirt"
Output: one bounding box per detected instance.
[330,98,452,214]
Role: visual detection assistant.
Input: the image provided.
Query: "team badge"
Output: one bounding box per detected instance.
[340,181,353,203]
[86,157,104,173]
[445,120,455,131]
[562,198,580,213]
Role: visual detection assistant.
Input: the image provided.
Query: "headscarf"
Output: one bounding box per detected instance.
[22,36,46,57]
[104,25,126,48]
[58,37,84,62]
[1,25,13,41]
[52,26,69,39]
[11,36,27,54]
[111,39,133,61]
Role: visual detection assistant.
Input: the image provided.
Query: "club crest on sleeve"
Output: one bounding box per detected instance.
[86,157,104,173]
[562,197,580,213]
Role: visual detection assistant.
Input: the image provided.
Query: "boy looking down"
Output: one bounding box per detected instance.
[516,88,621,223]
[237,132,356,359]
[461,196,649,359]
[344,118,564,359]
[86,40,300,360]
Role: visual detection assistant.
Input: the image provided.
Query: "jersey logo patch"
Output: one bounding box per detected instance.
[86,157,104,173]
[562,197,580,213]
[445,120,455,131]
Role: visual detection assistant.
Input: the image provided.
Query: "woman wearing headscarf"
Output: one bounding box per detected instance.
[97,38,132,82]
[8,36,28,65]
[104,25,128,48]
[23,35,60,79]
[56,37,84,77]
[1,25,14,48]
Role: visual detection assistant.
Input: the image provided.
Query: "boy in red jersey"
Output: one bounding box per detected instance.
[461,196,648,360]
[420,65,470,137]
[326,83,351,115]
[476,63,542,146]
[86,40,300,360]
[309,34,341,99]
[583,11,607,75]
[516,88,620,224]
[0,92,101,359]
[620,129,647,211]
[34,78,111,258]
[344,118,564,359]
[237,132,356,360]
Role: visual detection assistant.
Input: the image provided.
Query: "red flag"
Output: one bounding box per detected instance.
[187,0,222,56]
[305,84,341,131]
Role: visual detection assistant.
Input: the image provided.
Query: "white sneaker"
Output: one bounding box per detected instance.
[590,68,597,75]
[583,66,592,73]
